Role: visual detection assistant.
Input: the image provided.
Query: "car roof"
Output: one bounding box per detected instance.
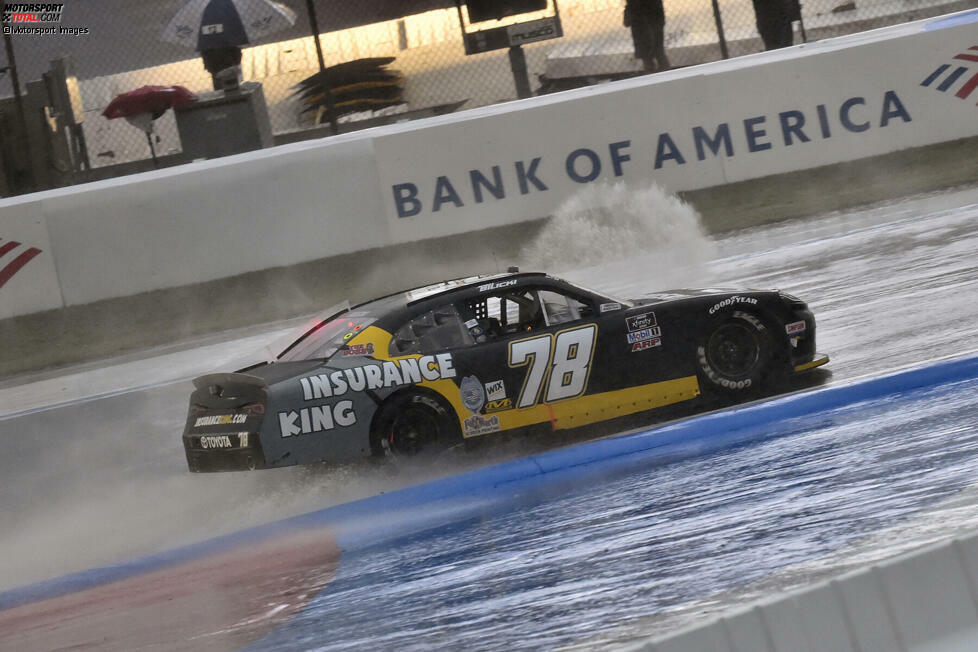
[343,271,554,331]
[403,271,548,305]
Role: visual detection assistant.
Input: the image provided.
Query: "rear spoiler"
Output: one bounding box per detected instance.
[193,373,268,390]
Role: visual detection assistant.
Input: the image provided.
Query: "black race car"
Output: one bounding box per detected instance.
[183,271,828,472]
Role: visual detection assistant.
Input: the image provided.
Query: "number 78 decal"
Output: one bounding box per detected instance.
[508,324,597,408]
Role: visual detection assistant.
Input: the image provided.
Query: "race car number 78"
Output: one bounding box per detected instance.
[508,325,597,408]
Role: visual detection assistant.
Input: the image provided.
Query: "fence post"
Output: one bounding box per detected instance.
[304,0,339,135]
[710,0,730,59]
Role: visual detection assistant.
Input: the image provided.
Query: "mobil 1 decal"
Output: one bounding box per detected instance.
[508,324,597,408]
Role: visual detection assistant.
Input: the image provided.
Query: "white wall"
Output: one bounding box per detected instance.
[636,532,978,652]
[1,9,976,319]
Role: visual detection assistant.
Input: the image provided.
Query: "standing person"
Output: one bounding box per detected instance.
[752,0,795,50]
[624,0,670,73]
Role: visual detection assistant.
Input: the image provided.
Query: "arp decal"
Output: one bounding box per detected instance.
[279,401,356,437]
[626,312,656,332]
[631,338,661,352]
[300,354,456,400]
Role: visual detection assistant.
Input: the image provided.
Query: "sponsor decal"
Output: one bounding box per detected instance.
[194,414,247,427]
[199,435,233,449]
[484,379,506,401]
[196,433,248,449]
[279,400,356,437]
[390,91,911,220]
[626,312,657,332]
[626,327,662,344]
[343,343,375,357]
[460,375,486,413]
[478,279,518,292]
[631,338,661,352]
[599,302,621,313]
[299,354,457,400]
[786,320,807,335]
[464,318,479,329]
[484,398,513,413]
[709,296,758,315]
[463,414,501,437]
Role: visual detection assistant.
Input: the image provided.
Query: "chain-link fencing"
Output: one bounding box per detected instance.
[0,0,972,195]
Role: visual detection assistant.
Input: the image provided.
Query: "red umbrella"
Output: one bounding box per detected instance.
[103,85,198,120]
[103,86,198,165]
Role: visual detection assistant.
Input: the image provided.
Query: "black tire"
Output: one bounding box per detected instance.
[370,392,460,458]
[696,310,775,394]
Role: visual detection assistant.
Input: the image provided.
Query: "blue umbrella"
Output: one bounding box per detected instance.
[161,0,296,51]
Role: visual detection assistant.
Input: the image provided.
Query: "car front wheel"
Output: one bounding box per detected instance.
[697,310,774,393]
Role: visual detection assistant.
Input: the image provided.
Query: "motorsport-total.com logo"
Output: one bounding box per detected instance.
[2,3,89,35]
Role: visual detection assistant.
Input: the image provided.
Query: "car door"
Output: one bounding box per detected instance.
[443,284,613,436]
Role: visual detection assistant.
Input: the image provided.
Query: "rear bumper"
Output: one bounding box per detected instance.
[183,372,269,472]
[184,434,267,472]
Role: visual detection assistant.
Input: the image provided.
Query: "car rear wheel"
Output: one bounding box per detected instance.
[697,311,774,393]
[371,392,460,457]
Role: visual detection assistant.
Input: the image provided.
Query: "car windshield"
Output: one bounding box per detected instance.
[267,301,368,362]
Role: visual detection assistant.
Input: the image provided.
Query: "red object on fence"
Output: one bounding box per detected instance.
[102,85,198,120]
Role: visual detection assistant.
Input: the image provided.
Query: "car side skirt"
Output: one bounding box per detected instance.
[456,375,702,436]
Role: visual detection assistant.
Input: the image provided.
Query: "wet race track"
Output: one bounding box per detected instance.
[1,184,978,649]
